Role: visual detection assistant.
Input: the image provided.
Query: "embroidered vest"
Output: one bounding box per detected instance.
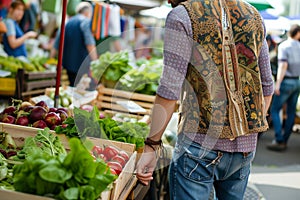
[178,0,268,139]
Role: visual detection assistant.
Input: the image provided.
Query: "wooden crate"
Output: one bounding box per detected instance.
[94,85,155,117]
[0,122,137,200]
[15,69,56,100]
[0,190,53,200]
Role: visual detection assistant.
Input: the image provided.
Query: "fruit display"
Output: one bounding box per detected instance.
[0,56,48,74]
[0,100,69,130]
[92,145,130,175]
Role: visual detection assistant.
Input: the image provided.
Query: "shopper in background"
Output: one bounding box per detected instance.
[136,0,274,199]
[2,0,37,57]
[20,0,39,33]
[51,2,97,87]
[267,24,300,152]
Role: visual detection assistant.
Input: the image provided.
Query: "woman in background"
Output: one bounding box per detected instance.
[2,0,36,57]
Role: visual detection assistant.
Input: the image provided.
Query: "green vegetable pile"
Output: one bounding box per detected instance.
[55,107,149,149]
[116,58,163,95]
[18,128,67,159]
[90,51,132,87]
[13,138,116,200]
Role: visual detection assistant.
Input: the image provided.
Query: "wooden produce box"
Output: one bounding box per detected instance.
[15,69,56,100]
[0,122,137,200]
[94,85,155,117]
[0,190,53,200]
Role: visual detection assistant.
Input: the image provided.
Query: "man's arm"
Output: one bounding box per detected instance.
[275,61,288,95]
[86,44,97,61]
[136,95,177,185]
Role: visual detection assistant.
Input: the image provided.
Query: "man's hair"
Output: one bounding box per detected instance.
[170,0,187,8]
[76,2,92,14]
[289,24,300,38]
[10,0,25,9]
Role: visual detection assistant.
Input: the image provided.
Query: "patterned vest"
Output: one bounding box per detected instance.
[178,0,269,139]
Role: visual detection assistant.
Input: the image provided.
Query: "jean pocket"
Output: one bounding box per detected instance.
[183,150,217,182]
[240,152,254,179]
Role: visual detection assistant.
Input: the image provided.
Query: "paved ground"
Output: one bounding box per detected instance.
[249,128,300,200]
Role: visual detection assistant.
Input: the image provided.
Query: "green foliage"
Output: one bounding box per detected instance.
[116,58,163,95]
[55,106,149,149]
[13,138,116,200]
[90,51,132,83]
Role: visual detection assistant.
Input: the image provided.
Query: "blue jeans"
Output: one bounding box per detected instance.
[169,134,254,200]
[270,78,300,143]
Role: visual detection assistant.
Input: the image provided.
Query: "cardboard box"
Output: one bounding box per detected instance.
[0,123,137,200]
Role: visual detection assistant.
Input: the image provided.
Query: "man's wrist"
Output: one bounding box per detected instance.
[144,137,162,152]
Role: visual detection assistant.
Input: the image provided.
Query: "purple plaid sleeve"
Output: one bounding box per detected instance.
[156,6,193,100]
[259,39,274,96]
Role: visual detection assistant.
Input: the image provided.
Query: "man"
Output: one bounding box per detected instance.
[267,24,300,152]
[51,2,97,87]
[136,0,274,199]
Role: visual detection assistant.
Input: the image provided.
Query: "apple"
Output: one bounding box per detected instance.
[111,155,126,167]
[103,146,119,160]
[44,112,61,127]
[35,100,49,112]
[57,107,69,114]
[56,110,68,122]
[2,106,16,116]
[49,107,57,113]
[107,161,123,175]
[23,105,34,112]
[1,114,15,124]
[29,106,47,122]
[16,116,29,126]
[32,120,47,129]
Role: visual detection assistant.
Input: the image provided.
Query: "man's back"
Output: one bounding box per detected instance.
[63,14,90,73]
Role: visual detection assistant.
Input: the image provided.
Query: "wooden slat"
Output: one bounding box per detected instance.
[99,96,154,109]
[26,71,56,80]
[26,79,56,91]
[99,87,155,102]
[96,102,150,115]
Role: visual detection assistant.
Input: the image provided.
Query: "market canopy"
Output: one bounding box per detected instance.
[259,10,278,20]
[245,0,273,10]
[111,0,161,11]
[139,3,172,19]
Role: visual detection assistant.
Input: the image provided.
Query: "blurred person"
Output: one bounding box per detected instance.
[134,22,151,59]
[20,0,39,33]
[0,0,12,18]
[136,0,274,199]
[2,0,37,57]
[51,2,97,87]
[267,24,300,151]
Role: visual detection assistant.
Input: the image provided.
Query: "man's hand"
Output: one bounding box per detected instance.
[136,145,158,186]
